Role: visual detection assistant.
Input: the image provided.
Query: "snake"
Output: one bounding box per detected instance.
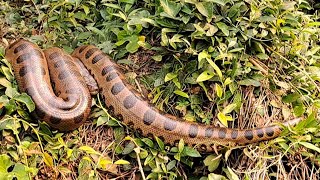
[5,39,302,152]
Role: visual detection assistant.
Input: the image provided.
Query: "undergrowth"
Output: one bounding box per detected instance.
[0,0,320,179]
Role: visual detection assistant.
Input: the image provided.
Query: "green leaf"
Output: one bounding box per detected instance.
[43,152,54,167]
[114,159,130,165]
[238,79,261,87]
[223,166,240,180]
[195,2,214,20]
[155,136,165,151]
[183,146,201,157]
[165,73,178,82]
[174,90,189,98]
[218,112,228,127]
[142,138,154,148]
[79,146,100,155]
[282,93,300,103]
[299,142,320,153]
[160,0,182,18]
[293,104,305,116]
[215,84,223,98]
[13,93,35,112]
[196,71,214,82]
[216,22,229,36]
[222,103,237,114]
[204,155,221,172]
[0,154,13,175]
[178,139,184,153]
[206,0,227,6]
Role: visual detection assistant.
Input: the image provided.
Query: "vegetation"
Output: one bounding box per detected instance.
[0,0,320,179]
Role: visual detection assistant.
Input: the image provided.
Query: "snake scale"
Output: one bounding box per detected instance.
[5,39,301,152]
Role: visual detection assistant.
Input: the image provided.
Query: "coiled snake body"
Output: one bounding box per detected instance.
[5,39,301,152]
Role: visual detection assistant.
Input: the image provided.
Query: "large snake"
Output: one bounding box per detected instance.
[5,39,301,152]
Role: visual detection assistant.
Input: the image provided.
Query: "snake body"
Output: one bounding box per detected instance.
[5,39,301,152]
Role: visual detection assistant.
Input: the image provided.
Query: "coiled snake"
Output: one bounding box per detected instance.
[5,39,301,152]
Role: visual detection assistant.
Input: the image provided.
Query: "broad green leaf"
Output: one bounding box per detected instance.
[282,93,300,103]
[13,93,35,112]
[165,73,178,82]
[224,78,232,86]
[253,42,265,54]
[204,155,221,172]
[43,152,53,167]
[178,139,184,153]
[183,146,201,157]
[0,154,13,175]
[218,112,228,127]
[174,90,189,98]
[160,0,182,18]
[195,2,213,20]
[215,84,223,98]
[299,142,320,153]
[223,166,240,180]
[293,104,305,116]
[216,22,229,36]
[222,103,237,114]
[238,79,261,87]
[79,146,100,155]
[155,136,165,151]
[196,71,214,82]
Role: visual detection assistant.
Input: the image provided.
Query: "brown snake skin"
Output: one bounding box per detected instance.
[5,39,302,152]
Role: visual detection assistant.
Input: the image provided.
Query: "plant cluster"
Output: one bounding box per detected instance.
[0,0,319,179]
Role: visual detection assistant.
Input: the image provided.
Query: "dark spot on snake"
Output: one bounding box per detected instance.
[111,82,124,95]
[256,128,264,138]
[265,127,275,137]
[143,109,156,125]
[163,118,177,131]
[85,48,99,59]
[244,130,254,140]
[54,60,64,68]
[78,46,87,53]
[146,133,153,138]
[127,121,134,129]
[65,88,79,94]
[56,91,61,96]
[35,108,46,119]
[49,52,60,60]
[101,65,114,76]
[106,72,118,82]
[74,114,84,124]
[8,39,20,49]
[25,87,36,96]
[174,140,180,146]
[123,94,137,109]
[40,67,46,75]
[231,130,238,139]
[16,53,31,64]
[50,116,61,124]
[58,71,70,80]
[188,124,198,138]
[218,129,227,139]
[158,136,165,142]
[116,114,123,121]
[205,127,213,138]
[19,66,32,77]
[14,43,28,54]
[92,53,104,64]
[200,144,207,151]
[108,105,114,115]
